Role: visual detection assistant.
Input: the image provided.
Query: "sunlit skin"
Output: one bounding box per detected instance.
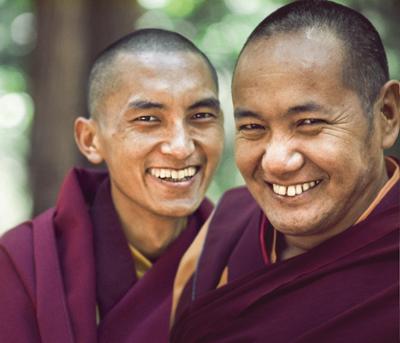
[233,30,398,259]
[75,51,224,258]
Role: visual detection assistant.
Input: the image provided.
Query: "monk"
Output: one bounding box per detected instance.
[171,1,399,342]
[0,28,224,342]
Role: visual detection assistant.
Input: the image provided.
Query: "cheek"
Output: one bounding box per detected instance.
[235,139,259,177]
[198,127,224,162]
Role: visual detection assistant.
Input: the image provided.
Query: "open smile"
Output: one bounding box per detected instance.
[269,179,322,197]
[148,166,199,183]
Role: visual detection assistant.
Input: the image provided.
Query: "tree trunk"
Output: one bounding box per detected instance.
[30,0,140,214]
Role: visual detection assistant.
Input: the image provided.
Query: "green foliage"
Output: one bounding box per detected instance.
[0,0,34,233]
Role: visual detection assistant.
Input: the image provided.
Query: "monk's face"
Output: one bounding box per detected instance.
[233,31,389,240]
[94,51,223,219]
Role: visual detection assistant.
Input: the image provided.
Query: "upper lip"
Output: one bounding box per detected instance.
[266,179,322,197]
[264,178,321,186]
[147,164,200,170]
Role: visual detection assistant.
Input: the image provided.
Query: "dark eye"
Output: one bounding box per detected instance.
[134,115,159,122]
[238,123,265,131]
[192,112,214,120]
[298,118,325,126]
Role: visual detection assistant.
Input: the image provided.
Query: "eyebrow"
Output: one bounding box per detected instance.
[127,100,165,110]
[234,102,328,120]
[234,108,263,120]
[188,98,221,111]
[286,102,325,116]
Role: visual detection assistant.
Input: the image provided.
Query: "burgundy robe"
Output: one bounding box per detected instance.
[171,166,399,342]
[0,168,212,342]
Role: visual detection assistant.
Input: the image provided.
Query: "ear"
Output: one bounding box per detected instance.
[376,80,400,149]
[74,117,104,164]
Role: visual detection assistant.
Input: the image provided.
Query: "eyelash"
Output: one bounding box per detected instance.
[238,123,265,131]
[237,118,327,136]
[192,112,215,120]
[133,115,159,122]
[297,118,326,126]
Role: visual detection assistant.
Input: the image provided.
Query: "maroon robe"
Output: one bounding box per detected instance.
[0,168,212,343]
[171,167,399,342]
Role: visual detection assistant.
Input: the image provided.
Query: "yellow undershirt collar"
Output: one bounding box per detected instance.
[128,244,153,279]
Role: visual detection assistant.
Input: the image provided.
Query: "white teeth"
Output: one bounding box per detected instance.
[287,186,296,197]
[188,167,196,177]
[149,167,197,181]
[272,180,321,197]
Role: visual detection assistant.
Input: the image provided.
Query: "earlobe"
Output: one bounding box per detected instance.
[377,80,400,149]
[74,117,104,164]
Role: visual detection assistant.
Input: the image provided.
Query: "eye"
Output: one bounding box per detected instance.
[133,115,159,122]
[297,118,326,126]
[236,123,266,140]
[238,123,265,131]
[191,112,215,120]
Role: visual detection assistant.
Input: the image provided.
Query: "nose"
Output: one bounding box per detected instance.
[160,122,195,159]
[261,135,304,178]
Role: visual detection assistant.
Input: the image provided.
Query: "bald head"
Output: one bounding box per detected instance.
[87,28,218,119]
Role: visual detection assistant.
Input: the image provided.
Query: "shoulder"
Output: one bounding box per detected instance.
[220,185,254,202]
[0,221,36,302]
[0,221,34,256]
[212,186,259,223]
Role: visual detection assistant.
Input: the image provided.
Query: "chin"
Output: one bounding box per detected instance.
[157,202,200,218]
[269,214,325,237]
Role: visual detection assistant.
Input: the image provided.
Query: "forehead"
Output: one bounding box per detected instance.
[234,28,343,90]
[97,50,217,122]
[115,50,215,93]
[238,29,344,75]
[233,30,346,102]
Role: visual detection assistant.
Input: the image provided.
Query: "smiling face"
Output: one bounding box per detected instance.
[91,51,223,220]
[233,30,390,244]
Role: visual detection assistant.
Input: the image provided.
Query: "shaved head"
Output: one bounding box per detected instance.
[87,28,218,119]
[236,0,389,117]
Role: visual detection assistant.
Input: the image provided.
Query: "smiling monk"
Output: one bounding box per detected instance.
[170,1,399,342]
[0,29,223,342]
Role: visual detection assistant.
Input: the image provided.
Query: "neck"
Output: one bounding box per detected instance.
[123,215,187,260]
[111,189,188,260]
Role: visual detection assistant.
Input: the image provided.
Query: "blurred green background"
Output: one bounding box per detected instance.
[0,0,399,235]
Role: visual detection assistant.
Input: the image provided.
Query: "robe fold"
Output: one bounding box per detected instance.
[0,168,212,343]
[171,159,399,343]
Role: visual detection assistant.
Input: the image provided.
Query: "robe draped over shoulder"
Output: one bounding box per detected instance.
[0,168,212,343]
[171,158,399,343]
